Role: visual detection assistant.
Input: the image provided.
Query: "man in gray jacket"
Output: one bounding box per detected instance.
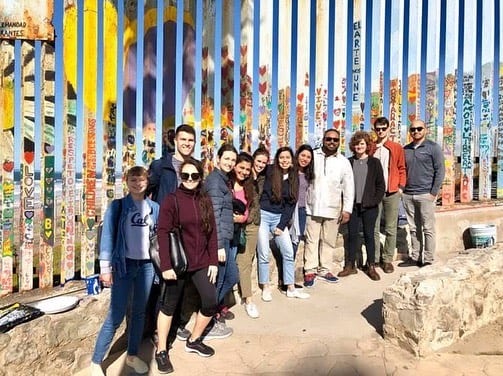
[399,120,445,267]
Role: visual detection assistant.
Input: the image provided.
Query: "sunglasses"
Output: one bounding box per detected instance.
[409,127,424,133]
[324,137,340,142]
[374,127,388,132]
[181,172,201,181]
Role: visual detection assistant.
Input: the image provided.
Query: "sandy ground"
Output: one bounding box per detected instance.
[442,316,503,355]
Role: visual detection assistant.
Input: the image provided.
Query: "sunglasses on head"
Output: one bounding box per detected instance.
[324,137,340,142]
[409,127,424,133]
[374,126,388,132]
[181,172,201,181]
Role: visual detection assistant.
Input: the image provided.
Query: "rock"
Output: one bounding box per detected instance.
[383,245,503,356]
[0,289,114,375]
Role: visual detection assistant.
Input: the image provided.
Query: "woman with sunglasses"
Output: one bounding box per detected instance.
[257,146,310,301]
[204,143,239,321]
[339,131,385,281]
[155,159,219,373]
[236,147,269,318]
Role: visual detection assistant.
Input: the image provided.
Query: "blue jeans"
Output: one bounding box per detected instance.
[216,239,239,305]
[292,206,307,259]
[92,258,154,363]
[257,210,295,285]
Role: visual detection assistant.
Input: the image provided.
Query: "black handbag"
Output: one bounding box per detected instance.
[149,196,187,277]
[168,196,187,276]
[149,231,162,277]
[168,226,187,276]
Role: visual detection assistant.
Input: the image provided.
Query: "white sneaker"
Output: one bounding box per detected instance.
[286,289,310,299]
[126,356,149,374]
[261,288,272,302]
[90,362,105,376]
[244,302,260,318]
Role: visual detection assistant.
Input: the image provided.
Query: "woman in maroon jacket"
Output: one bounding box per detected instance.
[155,159,218,373]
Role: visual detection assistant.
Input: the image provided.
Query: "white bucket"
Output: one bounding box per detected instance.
[469,224,497,248]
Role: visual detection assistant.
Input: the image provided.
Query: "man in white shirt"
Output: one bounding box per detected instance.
[303,129,355,287]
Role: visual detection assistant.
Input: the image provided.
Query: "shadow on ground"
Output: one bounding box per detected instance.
[361,299,384,337]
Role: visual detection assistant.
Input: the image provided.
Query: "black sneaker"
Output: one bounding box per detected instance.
[176,327,191,341]
[398,257,419,267]
[185,337,215,357]
[155,350,174,374]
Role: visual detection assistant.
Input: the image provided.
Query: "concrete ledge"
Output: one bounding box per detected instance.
[436,205,503,256]
[382,245,503,356]
[0,288,118,376]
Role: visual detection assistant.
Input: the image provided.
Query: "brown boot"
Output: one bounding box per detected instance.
[382,262,394,274]
[337,264,357,277]
[367,264,381,281]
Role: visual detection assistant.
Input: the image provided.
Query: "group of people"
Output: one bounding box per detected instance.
[90,118,445,375]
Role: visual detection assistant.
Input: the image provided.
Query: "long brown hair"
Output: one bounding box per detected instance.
[230,152,255,204]
[180,159,213,235]
[271,147,298,204]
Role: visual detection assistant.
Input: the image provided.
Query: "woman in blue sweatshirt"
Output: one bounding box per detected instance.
[91,166,159,376]
[257,146,310,301]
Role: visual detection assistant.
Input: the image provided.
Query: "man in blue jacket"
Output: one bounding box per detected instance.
[399,120,445,267]
[147,124,196,203]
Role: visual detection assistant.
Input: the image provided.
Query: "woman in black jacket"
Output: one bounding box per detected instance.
[339,131,385,281]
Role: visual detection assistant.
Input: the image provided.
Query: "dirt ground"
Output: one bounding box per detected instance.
[443,316,503,355]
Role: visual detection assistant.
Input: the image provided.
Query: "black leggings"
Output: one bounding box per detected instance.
[159,267,217,318]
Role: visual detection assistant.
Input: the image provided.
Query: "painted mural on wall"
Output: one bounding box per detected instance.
[0,0,54,40]
[1,0,503,294]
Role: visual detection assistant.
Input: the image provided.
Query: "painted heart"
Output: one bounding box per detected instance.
[297,93,304,102]
[221,64,229,76]
[24,151,35,164]
[87,218,95,228]
[259,65,267,76]
[3,160,14,173]
[221,46,228,59]
[259,82,267,95]
[25,210,34,219]
[44,144,55,153]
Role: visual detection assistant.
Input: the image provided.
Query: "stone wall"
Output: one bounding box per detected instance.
[382,244,503,356]
[0,284,120,376]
